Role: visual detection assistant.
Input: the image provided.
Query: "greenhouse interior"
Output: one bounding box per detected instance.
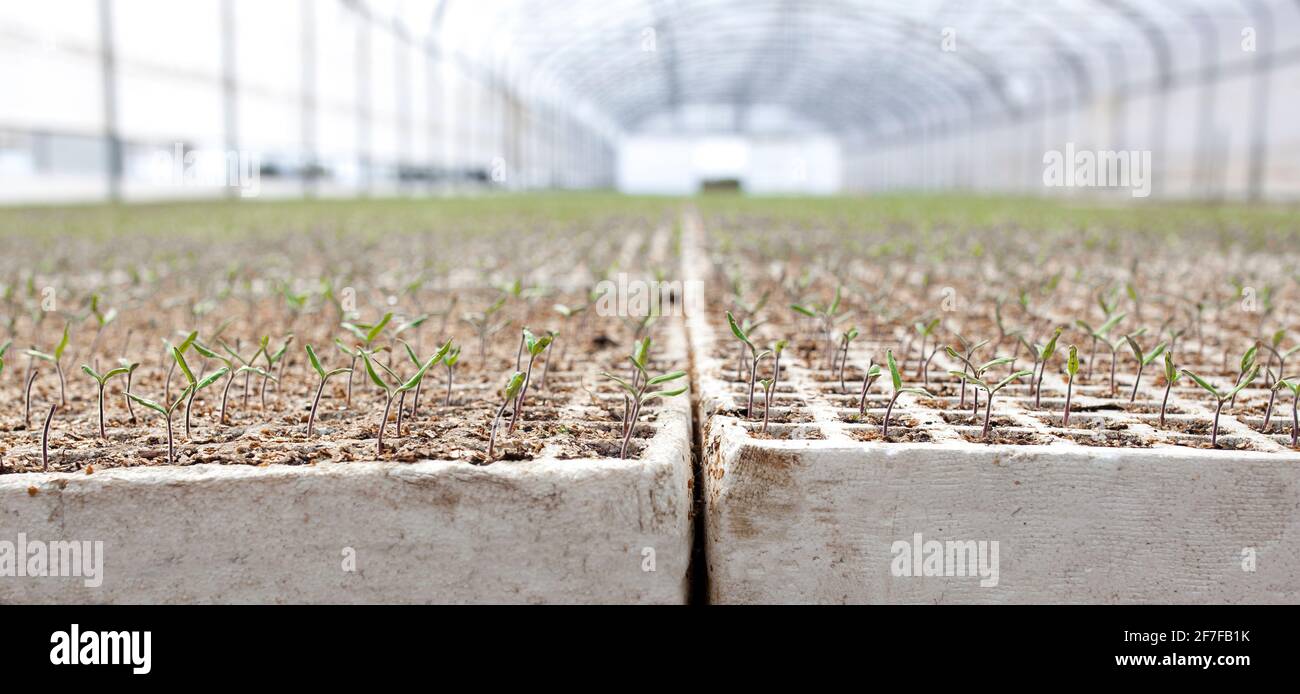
[3,1,1300,624]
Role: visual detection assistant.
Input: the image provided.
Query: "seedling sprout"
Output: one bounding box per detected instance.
[602,347,686,459]
[881,350,932,438]
[127,385,194,466]
[80,363,132,439]
[488,372,525,460]
[1123,335,1167,403]
[1063,345,1079,427]
[1181,365,1260,447]
[1159,351,1181,427]
[304,343,351,438]
[25,323,70,406]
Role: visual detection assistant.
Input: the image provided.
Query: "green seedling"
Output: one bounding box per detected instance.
[882,350,933,439]
[510,329,555,433]
[487,372,526,460]
[1273,379,1299,447]
[1076,311,1125,383]
[361,344,442,456]
[41,402,57,471]
[1228,345,1258,409]
[1181,365,1260,447]
[1123,335,1167,403]
[728,313,766,380]
[768,338,788,412]
[911,317,941,383]
[172,346,229,440]
[1032,327,1063,408]
[127,385,193,465]
[193,342,238,424]
[118,359,141,424]
[80,363,132,439]
[539,330,560,390]
[462,297,507,359]
[258,335,294,406]
[603,360,687,459]
[1077,312,1126,396]
[304,344,351,438]
[727,311,771,418]
[442,343,461,406]
[949,367,1034,441]
[962,355,1015,417]
[1259,331,1299,431]
[333,340,360,408]
[1159,351,1181,427]
[87,293,118,361]
[553,303,587,368]
[757,378,774,434]
[837,327,860,393]
[218,339,263,411]
[946,336,989,409]
[161,330,198,404]
[25,323,70,406]
[858,359,882,415]
[791,286,843,370]
[1063,345,1080,427]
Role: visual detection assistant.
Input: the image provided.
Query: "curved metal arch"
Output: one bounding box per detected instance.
[479,0,1028,132]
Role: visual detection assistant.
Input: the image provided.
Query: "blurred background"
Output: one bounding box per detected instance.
[1,0,1299,202]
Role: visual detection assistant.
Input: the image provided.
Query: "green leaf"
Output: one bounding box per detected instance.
[632,338,651,370]
[393,314,429,335]
[192,342,225,363]
[401,340,420,367]
[1240,345,1258,373]
[886,349,902,391]
[173,346,196,386]
[53,323,70,360]
[647,370,686,386]
[726,311,752,349]
[398,355,439,392]
[977,357,1014,374]
[101,366,131,381]
[641,386,687,402]
[235,365,277,382]
[177,330,198,354]
[334,338,359,358]
[1143,342,1167,366]
[1040,327,1062,361]
[1226,365,1260,400]
[196,366,230,391]
[790,304,816,318]
[602,371,638,399]
[828,286,842,315]
[1181,370,1222,400]
[126,392,168,416]
[948,370,986,390]
[81,364,104,383]
[360,351,390,392]
[1124,335,1143,363]
[1163,351,1178,383]
[1066,344,1080,377]
[898,387,933,398]
[366,313,393,344]
[1096,311,1126,337]
[503,371,525,400]
[993,370,1035,393]
[305,344,326,378]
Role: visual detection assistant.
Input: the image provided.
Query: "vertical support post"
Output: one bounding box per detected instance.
[301,0,317,197]
[220,0,238,199]
[356,13,371,194]
[97,0,122,202]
